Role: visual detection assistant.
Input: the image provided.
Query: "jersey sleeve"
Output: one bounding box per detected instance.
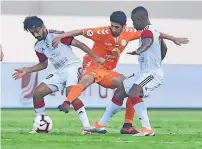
[83,27,104,41]
[61,36,74,45]
[141,30,153,39]
[34,42,48,62]
[35,51,47,62]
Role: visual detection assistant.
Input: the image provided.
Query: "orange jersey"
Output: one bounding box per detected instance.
[83,26,141,70]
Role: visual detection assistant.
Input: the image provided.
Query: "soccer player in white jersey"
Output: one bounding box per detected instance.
[12,16,105,134]
[83,6,189,136]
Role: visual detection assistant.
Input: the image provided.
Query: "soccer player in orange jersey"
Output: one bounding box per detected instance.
[53,11,188,134]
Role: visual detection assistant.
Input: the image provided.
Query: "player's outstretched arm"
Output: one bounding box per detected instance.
[52,30,83,48]
[0,44,4,62]
[12,60,48,80]
[127,38,153,55]
[160,32,189,46]
[71,38,105,65]
[24,60,48,73]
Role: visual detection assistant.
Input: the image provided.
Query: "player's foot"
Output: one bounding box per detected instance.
[132,127,155,136]
[120,126,139,134]
[81,127,93,135]
[29,129,38,134]
[57,101,70,113]
[83,121,107,134]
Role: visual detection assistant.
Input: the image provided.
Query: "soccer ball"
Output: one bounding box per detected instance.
[33,115,53,133]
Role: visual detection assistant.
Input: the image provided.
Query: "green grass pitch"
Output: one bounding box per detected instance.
[1,109,202,149]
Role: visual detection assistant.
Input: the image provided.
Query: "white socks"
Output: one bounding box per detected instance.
[35,107,46,115]
[134,102,152,130]
[98,101,121,126]
[76,107,90,128]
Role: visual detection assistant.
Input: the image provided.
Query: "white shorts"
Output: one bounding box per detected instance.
[123,72,163,98]
[42,65,82,92]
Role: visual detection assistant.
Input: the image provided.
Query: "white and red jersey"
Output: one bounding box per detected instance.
[34,30,81,70]
[138,25,163,78]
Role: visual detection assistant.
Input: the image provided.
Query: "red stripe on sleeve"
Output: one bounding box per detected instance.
[141,30,153,39]
[61,37,74,45]
[35,51,47,62]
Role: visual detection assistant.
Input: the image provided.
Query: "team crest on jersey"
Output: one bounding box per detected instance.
[86,30,93,37]
[121,39,127,46]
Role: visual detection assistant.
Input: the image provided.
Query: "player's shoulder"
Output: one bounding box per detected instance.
[34,40,43,52]
[143,25,159,33]
[96,26,110,35]
[143,25,160,38]
[34,40,41,47]
[85,26,110,36]
[122,27,141,40]
[123,27,137,33]
[93,26,110,33]
[34,40,39,46]
[48,29,65,39]
[143,25,153,30]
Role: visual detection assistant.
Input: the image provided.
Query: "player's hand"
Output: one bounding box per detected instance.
[105,55,116,62]
[172,37,189,46]
[127,51,139,55]
[12,68,27,80]
[95,57,105,65]
[111,48,121,57]
[52,35,62,48]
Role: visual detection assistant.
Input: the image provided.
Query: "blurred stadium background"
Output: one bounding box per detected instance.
[1,1,202,149]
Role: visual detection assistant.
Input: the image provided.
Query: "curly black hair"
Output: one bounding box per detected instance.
[23,16,44,31]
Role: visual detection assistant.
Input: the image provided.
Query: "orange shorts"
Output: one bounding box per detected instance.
[81,65,121,89]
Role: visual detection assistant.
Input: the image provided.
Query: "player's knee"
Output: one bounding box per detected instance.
[117,74,126,81]
[33,88,45,101]
[128,84,142,97]
[112,80,123,89]
[112,75,126,88]
[79,74,94,87]
[114,88,127,100]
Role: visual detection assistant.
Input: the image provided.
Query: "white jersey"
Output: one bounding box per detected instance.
[34,30,81,70]
[138,25,163,77]
[124,25,164,98]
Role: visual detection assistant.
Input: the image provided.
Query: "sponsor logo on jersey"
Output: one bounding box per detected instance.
[86,30,94,36]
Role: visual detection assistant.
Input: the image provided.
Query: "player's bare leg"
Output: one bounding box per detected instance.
[58,74,95,113]
[33,83,53,115]
[127,84,154,136]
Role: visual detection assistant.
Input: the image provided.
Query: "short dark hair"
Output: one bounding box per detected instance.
[110,11,127,26]
[132,6,148,17]
[23,16,44,31]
